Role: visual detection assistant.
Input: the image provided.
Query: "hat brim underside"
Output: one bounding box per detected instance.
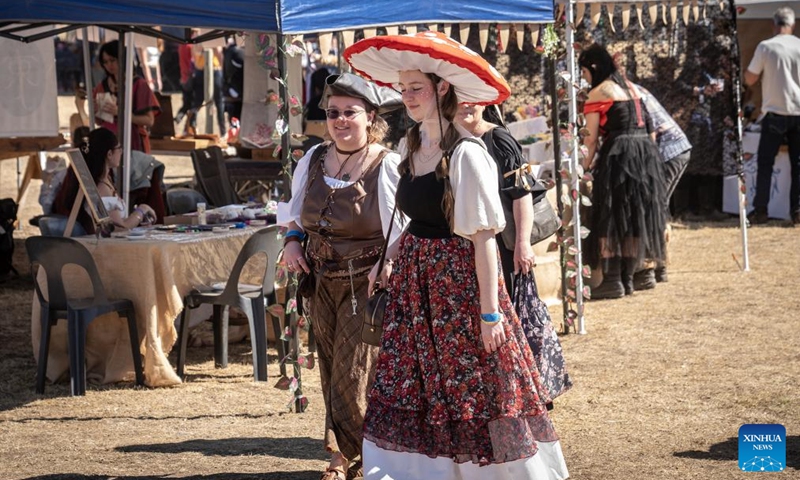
[345,38,509,106]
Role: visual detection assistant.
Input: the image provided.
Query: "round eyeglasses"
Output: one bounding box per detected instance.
[325,109,366,120]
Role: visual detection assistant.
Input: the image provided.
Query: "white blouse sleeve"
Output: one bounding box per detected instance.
[377,151,407,245]
[449,140,506,238]
[276,144,320,228]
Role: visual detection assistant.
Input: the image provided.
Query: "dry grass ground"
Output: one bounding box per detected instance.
[1,102,798,478]
[1,220,797,479]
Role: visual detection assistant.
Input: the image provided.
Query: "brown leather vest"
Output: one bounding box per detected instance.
[300,143,388,265]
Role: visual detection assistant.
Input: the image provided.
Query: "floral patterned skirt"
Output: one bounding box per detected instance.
[363,233,566,469]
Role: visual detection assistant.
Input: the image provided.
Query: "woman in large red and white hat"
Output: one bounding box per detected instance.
[346,32,569,480]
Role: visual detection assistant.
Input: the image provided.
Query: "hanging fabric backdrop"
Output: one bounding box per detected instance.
[0,28,58,138]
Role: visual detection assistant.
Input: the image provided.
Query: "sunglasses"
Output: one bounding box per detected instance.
[325,108,365,120]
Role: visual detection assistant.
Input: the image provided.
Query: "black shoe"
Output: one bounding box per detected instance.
[655,265,668,283]
[633,268,656,291]
[747,208,769,225]
[591,257,625,300]
[621,258,637,295]
[591,279,625,300]
[793,211,800,226]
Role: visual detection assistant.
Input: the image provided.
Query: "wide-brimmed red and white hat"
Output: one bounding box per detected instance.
[344,31,510,106]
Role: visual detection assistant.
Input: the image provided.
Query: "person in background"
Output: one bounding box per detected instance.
[72,88,167,223]
[455,103,535,295]
[580,43,666,299]
[53,128,156,233]
[631,83,692,286]
[175,29,196,135]
[744,7,800,226]
[191,41,226,136]
[278,73,404,480]
[158,27,184,93]
[93,40,161,153]
[305,67,331,122]
[222,36,245,126]
[456,102,572,410]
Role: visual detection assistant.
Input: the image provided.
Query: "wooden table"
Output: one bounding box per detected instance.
[0,135,66,205]
[31,226,273,387]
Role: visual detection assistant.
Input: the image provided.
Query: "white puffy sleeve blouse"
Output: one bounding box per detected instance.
[277,143,406,245]
[448,137,506,239]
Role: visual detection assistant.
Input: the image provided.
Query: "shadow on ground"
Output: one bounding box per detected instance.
[674,435,798,470]
[23,472,319,480]
[116,436,327,460]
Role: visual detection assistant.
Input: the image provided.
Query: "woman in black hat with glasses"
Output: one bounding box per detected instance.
[278,73,404,480]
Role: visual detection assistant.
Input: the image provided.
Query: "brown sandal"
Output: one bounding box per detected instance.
[320,466,346,480]
[346,460,363,480]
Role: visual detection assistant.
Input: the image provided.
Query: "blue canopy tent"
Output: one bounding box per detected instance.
[0,1,278,34]
[279,0,553,33]
[0,0,281,228]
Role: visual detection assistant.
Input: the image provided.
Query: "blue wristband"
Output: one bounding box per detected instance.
[480,312,502,324]
[285,229,305,240]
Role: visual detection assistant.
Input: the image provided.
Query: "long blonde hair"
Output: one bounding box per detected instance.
[398,73,460,229]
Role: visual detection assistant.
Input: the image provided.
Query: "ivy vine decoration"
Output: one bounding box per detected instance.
[250,33,316,411]
[541,24,561,59]
[537,27,593,330]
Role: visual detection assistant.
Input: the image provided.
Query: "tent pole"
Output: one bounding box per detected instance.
[565,0,587,334]
[121,32,134,210]
[204,48,214,134]
[730,0,750,271]
[81,27,96,130]
[277,33,292,203]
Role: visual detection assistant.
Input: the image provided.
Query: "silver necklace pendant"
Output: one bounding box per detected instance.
[341,173,351,182]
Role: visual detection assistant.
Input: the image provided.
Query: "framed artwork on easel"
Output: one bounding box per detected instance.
[64,149,111,237]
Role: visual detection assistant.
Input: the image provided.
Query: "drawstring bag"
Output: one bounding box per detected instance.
[512,273,573,401]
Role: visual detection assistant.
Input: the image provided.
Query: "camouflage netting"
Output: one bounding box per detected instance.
[466,3,738,177]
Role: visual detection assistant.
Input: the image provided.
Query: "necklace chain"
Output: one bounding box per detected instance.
[416,147,441,164]
[328,144,369,181]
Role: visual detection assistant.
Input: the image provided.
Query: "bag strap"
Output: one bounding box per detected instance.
[443,137,484,164]
[373,204,398,283]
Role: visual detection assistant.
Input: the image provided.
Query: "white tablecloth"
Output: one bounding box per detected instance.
[31,227,269,387]
[722,131,791,220]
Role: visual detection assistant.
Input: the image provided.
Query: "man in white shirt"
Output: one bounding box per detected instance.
[745,7,800,225]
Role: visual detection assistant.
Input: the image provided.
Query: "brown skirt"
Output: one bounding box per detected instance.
[308,267,378,461]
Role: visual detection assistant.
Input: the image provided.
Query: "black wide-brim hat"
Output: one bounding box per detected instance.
[319,72,404,114]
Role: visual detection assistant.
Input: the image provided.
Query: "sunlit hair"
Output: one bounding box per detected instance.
[366,108,389,144]
[398,72,460,230]
[774,7,795,27]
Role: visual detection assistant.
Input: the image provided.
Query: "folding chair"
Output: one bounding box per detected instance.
[190,146,239,207]
[26,236,144,395]
[174,226,284,381]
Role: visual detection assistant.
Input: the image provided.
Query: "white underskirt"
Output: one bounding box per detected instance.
[363,439,569,480]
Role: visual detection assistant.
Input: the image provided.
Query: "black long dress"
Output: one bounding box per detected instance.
[583,99,667,269]
[480,127,531,295]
